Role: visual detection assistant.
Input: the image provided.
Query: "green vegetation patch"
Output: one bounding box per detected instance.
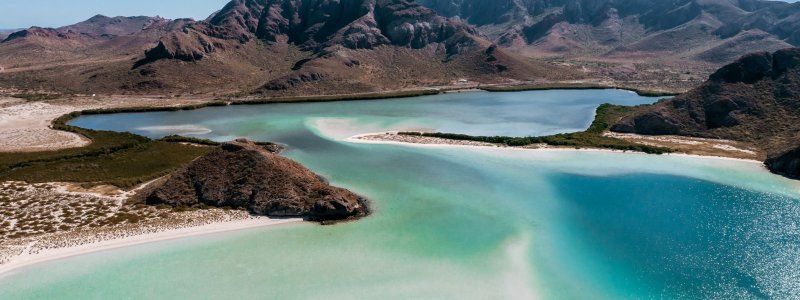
[401,103,674,154]
[234,89,441,105]
[0,112,212,189]
[480,84,679,97]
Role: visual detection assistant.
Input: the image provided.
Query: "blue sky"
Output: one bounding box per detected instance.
[0,0,799,29]
[0,0,229,29]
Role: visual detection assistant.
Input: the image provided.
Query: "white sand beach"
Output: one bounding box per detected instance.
[0,216,303,276]
[346,131,765,164]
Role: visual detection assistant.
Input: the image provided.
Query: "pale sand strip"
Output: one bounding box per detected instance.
[345,132,765,164]
[0,94,214,153]
[0,217,304,276]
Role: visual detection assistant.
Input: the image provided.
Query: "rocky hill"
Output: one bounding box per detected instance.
[0,15,188,88]
[146,139,369,222]
[415,0,799,65]
[0,0,573,95]
[611,47,800,178]
[0,29,20,41]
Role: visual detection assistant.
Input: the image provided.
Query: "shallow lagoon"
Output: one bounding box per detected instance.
[2,90,799,299]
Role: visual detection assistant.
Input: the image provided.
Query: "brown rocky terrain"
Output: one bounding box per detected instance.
[145,139,369,222]
[415,0,799,64]
[0,29,20,41]
[3,0,800,96]
[412,0,800,89]
[611,47,800,178]
[0,0,576,96]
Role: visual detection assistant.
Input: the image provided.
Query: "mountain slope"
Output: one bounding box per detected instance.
[0,29,21,41]
[135,0,570,95]
[415,0,800,65]
[0,0,575,95]
[611,47,800,176]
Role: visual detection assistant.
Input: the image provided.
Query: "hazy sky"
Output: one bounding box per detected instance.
[0,0,229,29]
[1,0,799,29]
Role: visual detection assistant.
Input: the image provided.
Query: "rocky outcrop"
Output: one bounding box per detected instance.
[262,69,327,90]
[146,139,369,222]
[766,147,800,179]
[612,48,800,138]
[143,31,214,62]
[611,47,800,179]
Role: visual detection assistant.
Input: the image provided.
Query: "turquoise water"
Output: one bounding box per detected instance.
[2,90,800,299]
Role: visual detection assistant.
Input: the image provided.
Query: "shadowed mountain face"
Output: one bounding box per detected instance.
[141,0,481,62]
[0,29,22,41]
[611,47,800,177]
[0,0,570,95]
[415,0,800,64]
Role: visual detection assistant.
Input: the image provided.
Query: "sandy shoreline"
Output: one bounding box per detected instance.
[0,91,765,278]
[0,94,217,152]
[0,217,303,276]
[346,131,765,164]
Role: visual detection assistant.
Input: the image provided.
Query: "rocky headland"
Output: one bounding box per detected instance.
[612,47,800,178]
[145,139,369,223]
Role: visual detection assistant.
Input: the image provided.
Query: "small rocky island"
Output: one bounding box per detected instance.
[145,139,369,223]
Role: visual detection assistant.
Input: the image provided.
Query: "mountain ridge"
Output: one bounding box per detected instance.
[414,0,800,64]
[0,0,572,95]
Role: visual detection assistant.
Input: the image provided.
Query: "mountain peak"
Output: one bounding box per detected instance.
[141,0,482,64]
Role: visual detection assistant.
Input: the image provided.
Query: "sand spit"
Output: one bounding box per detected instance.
[352,132,500,147]
[0,94,213,153]
[347,132,765,164]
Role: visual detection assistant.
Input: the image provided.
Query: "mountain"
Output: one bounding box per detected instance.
[146,139,369,222]
[1,15,181,58]
[0,15,190,93]
[611,47,800,177]
[0,29,21,41]
[0,0,573,95]
[415,0,800,65]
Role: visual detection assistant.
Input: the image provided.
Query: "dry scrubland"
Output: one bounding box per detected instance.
[0,181,256,265]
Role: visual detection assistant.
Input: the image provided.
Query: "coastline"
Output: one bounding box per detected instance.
[0,85,670,154]
[0,86,758,279]
[345,131,765,164]
[0,216,304,276]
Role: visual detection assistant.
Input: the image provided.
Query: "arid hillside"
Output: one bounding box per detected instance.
[0,0,578,96]
[416,0,799,63]
[415,0,800,89]
[612,47,800,177]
